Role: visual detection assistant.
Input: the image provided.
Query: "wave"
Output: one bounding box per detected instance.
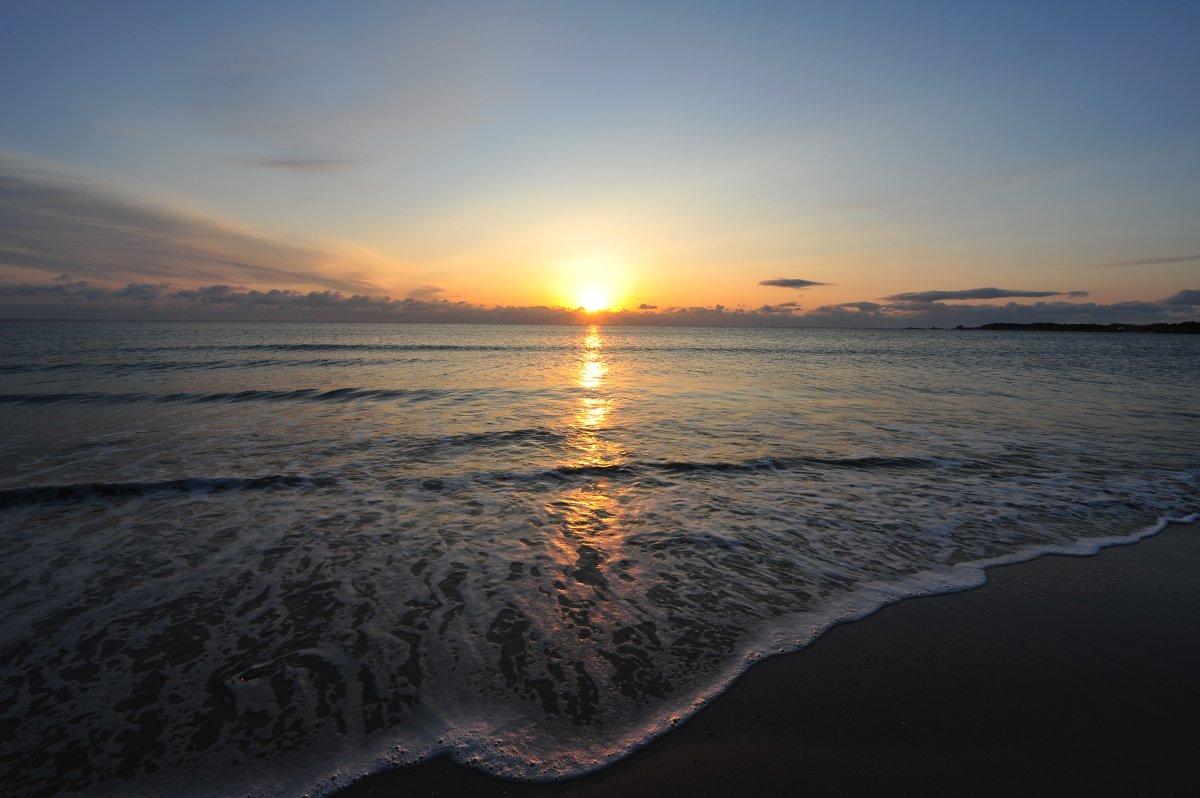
[0,344,962,378]
[287,510,1200,798]
[560,511,1198,779]
[0,356,434,374]
[98,342,913,356]
[533,454,939,480]
[0,388,453,405]
[0,474,340,509]
[119,342,544,353]
[0,454,943,508]
[401,427,568,456]
[109,342,779,354]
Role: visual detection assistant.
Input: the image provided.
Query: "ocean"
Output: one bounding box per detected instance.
[1,320,1197,796]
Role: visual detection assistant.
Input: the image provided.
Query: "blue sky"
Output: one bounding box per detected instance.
[1,0,1198,324]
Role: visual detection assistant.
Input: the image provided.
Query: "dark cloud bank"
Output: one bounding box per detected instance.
[2,276,1196,328]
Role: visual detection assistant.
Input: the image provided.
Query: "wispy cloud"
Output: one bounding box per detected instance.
[1095,254,1200,269]
[188,9,536,156]
[884,287,1088,303]
[251,157,369,174]
[405,285,447,301]
[759,278,827,289]
[0,154,388,293]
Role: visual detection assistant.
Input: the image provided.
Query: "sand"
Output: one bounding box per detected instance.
[338,521,1200,796]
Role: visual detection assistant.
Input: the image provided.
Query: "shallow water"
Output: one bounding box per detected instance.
[1,321,1197,796]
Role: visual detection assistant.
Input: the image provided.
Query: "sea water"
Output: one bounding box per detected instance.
[0,321,1196,795]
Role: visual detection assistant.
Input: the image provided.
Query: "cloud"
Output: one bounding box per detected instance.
[805,292,1198,327]
[0,274,118,302]
[111,282,169,301]
[883,287,1088,303]
[406,285,447,301]
[1162,289,1200,306]
[1097,254,1200,268]
[0,279,807,326]
[637,303,658,310]
[188,9,536,157]
[759,278,827,289]
[755,301,801,315]
[833,301,884,312]
[0,153,388,293]
[0,277,1196,328]
[252,157,368,174]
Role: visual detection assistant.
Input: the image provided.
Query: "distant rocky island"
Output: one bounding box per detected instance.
[950,321,1200,334]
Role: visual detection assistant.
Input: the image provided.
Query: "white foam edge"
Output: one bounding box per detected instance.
[284,511,1198,797]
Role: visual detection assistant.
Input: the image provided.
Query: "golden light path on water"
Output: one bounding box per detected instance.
[547,325,630,584]
[573,326,615,467]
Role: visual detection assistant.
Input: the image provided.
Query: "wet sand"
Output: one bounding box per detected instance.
[338,521,1200,797]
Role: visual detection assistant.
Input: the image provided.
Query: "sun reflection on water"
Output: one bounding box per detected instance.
[544,325,632,589]
[571,326,620,467]
[579,360,605,390]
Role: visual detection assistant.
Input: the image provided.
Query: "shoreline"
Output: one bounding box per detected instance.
[338,518,1200,796]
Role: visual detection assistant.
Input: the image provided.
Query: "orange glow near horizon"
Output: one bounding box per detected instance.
[577,284,613,313]
[556,255,630,312]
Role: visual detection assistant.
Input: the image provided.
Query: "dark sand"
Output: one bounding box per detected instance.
[339,521,1200,797]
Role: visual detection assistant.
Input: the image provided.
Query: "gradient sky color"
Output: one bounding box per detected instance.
[1,0,1198,323]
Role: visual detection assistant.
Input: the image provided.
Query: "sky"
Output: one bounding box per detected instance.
[1,0,1198,326]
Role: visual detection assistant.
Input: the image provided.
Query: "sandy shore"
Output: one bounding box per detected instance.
[338,521,1200,796]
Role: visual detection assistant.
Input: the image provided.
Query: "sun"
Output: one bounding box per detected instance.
[577,283,612,313]
[552,253,631,312]
[557,254,629,312]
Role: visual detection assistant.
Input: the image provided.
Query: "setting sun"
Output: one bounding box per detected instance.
[556,254,630,312]
[577,284,612,313]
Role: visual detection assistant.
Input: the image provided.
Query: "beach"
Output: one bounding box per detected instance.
[340,520,1200,796]
[4,6,1199,794]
